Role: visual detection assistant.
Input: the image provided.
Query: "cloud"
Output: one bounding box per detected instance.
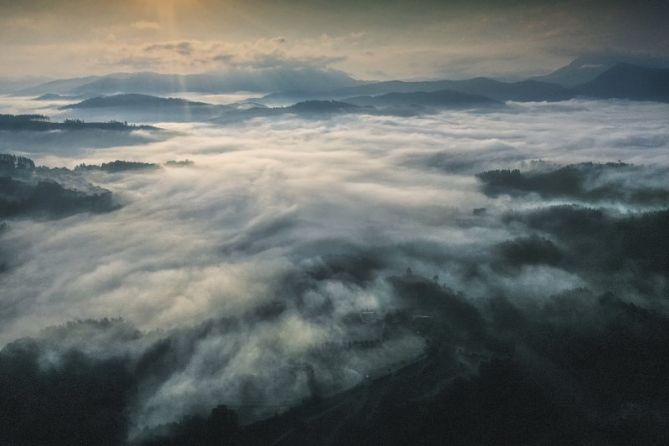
[0,98,668,443]
[139,38,348,71]
[82,37,354,75]
[212,51,346,70]
[145,41,193,56]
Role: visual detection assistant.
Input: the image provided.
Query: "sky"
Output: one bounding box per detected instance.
[0,0,668,80]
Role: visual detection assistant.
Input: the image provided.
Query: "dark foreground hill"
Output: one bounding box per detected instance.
[135,272,669,446]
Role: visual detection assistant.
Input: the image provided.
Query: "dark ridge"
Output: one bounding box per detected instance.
[75,160,161,173]
[0,153,36,171]
[265,77,573,103]
[493,236,564,270]
[532,53,669,87]
[0,177,116,218]
[60,93,211,110]
[345,89,500,108]
[0,153,119,218]
[286,100,361,113]
[508,206,669,279]
[477,162,669,205]
[0,338,135,446]
[132,279,669,446]
[573,63,669,102]
[2,231,669,446]
[263,61,669,106]
[0,114,156,132]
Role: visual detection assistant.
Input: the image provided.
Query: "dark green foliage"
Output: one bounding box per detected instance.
[140,406,240,446]
[0,153,36,171]
[60,94,211,110]
[0,114,155,131]
[494,235,563,269]
[0,153,118,218]
[0,340,135,446]
[512,206,669,277]
[286,100,361,113]
[0,176,115,218]
[478,163,669,205]
[133,283,669,446]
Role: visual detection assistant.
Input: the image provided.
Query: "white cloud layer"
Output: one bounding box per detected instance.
[0,98,668,430]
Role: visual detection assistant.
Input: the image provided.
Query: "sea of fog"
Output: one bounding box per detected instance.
[1,96,668,434]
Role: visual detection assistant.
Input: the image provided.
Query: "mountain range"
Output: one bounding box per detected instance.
[16,67,363,96]
[573,63,669,102]
[532,53,669,87]
[264,63,669,104]
[60,94,211,110]
[269,78,573,103]
[50,60,669,125]
[15,58,669,112]
[344,89,500,108]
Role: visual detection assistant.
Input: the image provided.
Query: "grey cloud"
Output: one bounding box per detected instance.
[144,42,194,56]
[213,51,346,70]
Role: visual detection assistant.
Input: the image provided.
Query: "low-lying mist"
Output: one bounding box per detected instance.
[1,98,668,444]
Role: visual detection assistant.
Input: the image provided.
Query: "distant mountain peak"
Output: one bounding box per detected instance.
[534,53,669,87]
[16,68,363,96]
[573,63,669,102]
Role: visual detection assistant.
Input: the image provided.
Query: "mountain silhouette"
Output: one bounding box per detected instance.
[61,94,211,110]
[574,63,669,102]
[18,69,363,96]
[285,100,362,113]
[345,89,500,108]
[265,78,573,104]
[14,57,669,107]
[533,53,669,87]
[0,114,155,131]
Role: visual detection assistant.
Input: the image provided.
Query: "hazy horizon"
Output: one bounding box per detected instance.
[1,0,668,80]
